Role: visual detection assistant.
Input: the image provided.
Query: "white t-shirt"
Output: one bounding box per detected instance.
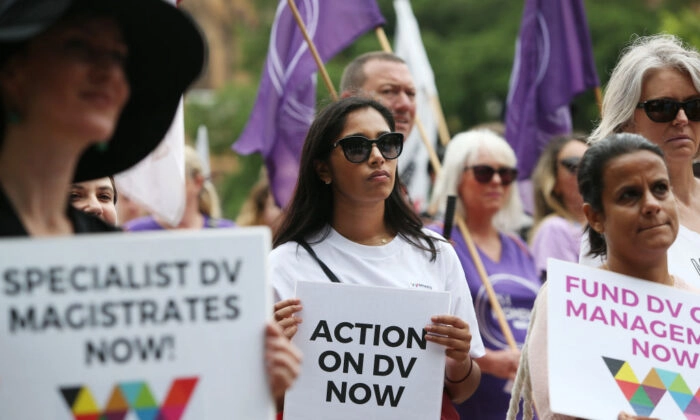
[270,227,486,357]
[579,224,700,288]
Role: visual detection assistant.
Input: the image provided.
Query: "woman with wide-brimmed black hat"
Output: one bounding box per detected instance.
[0,0,204,236]
[0,0,301,406]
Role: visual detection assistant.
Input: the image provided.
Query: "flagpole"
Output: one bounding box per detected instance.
[594,86,603,115]
[286,0,338,100]
[380,26,451,148]
[375,26,392,52]
[430,95,451,147]
[375,26,518,351]
[456,219,518,349]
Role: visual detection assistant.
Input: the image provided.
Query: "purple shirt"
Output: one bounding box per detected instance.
[430,225,540,420]
[124,215,235,231]
[530,215,582,280]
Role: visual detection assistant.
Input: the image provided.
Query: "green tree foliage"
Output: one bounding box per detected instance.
[659,7,700,49]
[185,0,698,219]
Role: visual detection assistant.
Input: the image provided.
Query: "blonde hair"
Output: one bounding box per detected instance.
[184,145,222,219]
[236,168,272,226]
[530,134,587,240]
[429,129,525,233]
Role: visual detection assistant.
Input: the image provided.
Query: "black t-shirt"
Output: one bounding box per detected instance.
[0,186,119,237]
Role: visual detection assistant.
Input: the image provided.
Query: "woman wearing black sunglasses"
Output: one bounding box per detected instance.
[583,34,700,289]
[529,134,589,281]
[429,129,540,420]
[270,97,485,418]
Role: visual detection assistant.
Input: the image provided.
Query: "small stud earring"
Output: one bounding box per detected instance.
[325,179,331,185]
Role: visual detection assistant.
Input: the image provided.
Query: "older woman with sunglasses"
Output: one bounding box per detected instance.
[429,129,540,420]
[271,97,485,418]
[581,34,700,289]
[529,134,589,281]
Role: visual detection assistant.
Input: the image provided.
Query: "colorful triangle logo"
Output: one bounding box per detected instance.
[641,369,665,390]
[616,380,640,400]
[641,385,666,406]
[602,356,700,417]
[59,376,199,420]
[73,388,100,415]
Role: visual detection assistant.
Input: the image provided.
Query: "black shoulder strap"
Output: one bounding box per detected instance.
[297,240,341,283]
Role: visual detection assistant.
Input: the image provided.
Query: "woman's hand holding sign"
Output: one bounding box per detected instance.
[425,314,481,403]
[265,322,302,412]
[270,298,303,410]
[274,298,303,340]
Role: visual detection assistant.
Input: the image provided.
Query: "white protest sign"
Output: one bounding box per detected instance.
[284,281,449,420]
[0,228,274,420]
[547,259,700,419]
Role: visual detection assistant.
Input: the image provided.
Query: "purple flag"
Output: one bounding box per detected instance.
[233,0,385,207]
[505,0,599,180]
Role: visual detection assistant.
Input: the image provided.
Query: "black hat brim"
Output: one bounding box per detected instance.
[0,0,206,182]
[72,0,206,181]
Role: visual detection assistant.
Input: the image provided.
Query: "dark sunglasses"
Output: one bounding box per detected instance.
[636,98,700,123]
[559,156,581,174]
[332,132,404,163]
[464,165,518,186]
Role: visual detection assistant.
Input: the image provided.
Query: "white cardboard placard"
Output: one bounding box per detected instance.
[548,259,700,419]
[284,280,450,420]
[0,228,274,420]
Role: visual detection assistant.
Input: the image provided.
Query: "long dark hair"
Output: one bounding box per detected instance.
[577,133,665,258]
[273,96,439,260]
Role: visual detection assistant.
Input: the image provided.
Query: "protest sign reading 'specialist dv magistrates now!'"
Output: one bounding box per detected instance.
[0,228,275,420]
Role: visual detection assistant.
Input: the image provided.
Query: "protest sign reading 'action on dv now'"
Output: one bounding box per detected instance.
[284,281,450,420]
[0,228,274,420]
[547,259,700,419]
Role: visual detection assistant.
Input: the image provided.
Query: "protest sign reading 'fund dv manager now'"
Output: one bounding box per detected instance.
[284,281,450,420]
[547,259,700,419]
[0,228,275,420]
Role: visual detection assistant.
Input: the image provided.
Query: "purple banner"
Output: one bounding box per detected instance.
[505,0,599,179]
[234,0,385,207]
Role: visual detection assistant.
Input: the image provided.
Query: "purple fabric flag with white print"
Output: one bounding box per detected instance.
[233,0,385,207]
[504,0,599,180]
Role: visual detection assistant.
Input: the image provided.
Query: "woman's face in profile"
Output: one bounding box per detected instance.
[0,16,130,145]
[554,140,588,215]
[587,150,678,262]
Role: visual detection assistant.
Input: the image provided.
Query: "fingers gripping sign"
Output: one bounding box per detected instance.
[265,322,302,400]
[273,298,303,340]
[424,315,472,363]
[424,314,480,402]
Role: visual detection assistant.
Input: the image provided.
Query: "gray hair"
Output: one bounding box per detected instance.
[590,34,700,143]
[429,129,525,233]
